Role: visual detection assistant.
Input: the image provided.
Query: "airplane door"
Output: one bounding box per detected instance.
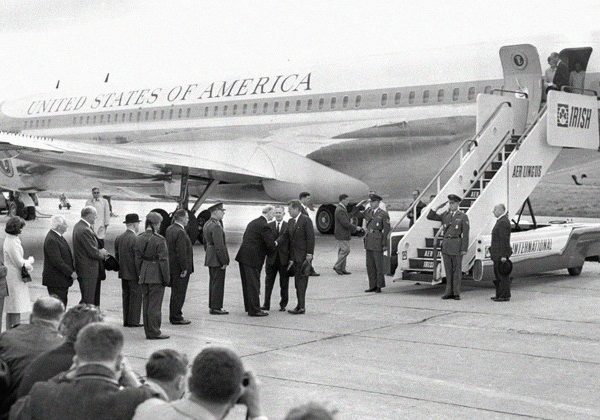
[498,44,543,125]
[559,47,593,94]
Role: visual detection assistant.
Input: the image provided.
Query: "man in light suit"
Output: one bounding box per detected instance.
[235,206,277,317]
[490,203,512,302]
[84,187,111,247]
[203,203,229,315]
[115,213,142,327]
[280,200,315,314]
[73,206,108,306]
[333,194,361,275]
[165,209,194,325]
[42,215,77,306]
[262,205,289,311]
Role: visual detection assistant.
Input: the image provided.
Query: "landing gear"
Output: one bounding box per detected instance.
[316,204,335,234]
[567,265,583,276]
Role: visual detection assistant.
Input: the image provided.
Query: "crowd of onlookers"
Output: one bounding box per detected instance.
[0,296,337,420]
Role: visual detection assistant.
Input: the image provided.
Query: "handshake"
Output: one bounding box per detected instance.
[355,227,366,237]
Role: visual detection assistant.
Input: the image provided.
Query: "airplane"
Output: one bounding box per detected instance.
[0,35,598,240]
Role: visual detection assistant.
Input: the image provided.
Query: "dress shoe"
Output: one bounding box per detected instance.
[279,306,286,312]
[375,287,382,293]
[333,268,344,275]
[452,295,461,300]
[288,308,305,315]
[341,270,352,275]
[210,309,229,315]
[365,287,377,293]
[493,297,510,302]
[490,296,498,300]
[310,271,320,277]
[441,294,454,300]
[147,334,170,340]
[124,323,143,328]
[170,319,191,325]
[260,306,270,311]
[248,311,268,317]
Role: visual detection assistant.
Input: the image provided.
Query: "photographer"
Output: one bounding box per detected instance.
[134,346,266,420]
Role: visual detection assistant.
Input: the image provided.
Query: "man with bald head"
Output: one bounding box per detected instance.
[43,215,77,306]
[490,203,512,302]
[73,206,109,306]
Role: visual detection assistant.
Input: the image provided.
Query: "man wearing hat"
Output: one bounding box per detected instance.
[203,203,230,315]
[362,193,390,293]
[490,203,512,302]
[135,212,170,339]
[427,194,470,299]
[166,209,194,325]
[115,213,143,327]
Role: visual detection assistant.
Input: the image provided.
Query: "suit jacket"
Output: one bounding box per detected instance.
[553,60,570,90]
[427,209,470,255]
[362,207,391,251]
[72,220,104,281]
[133,396,218,420]
[165,223,194,278]
[17,341,75,398]
[0,323,62,418]
[14,364,156,420]
[114,229,138,280]
[490,214,512,261]
[235,216,276,269]
[281,214,315,263]
[202,218,229,267]
[135,230,170,286]
[334,203,357,241]
[266,220,289,266]
[42,230,74,288]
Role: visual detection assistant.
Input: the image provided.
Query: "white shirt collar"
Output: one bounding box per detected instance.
[51,229,63,237]
[496,210,508,219]
[80,219,91,227]
[175,222,185,229]
[127,227,136,233]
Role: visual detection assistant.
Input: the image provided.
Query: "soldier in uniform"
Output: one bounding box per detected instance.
[202,203,230,315]
[427,194,470,300]
[362,194,391,293]
[135,212,170,339]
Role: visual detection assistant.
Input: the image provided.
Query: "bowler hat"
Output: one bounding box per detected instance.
[207,202,225,213]
[146,211,163,225]
[447,194,462,203]
[300,260,313,277]
[369,193,383,202]
[104,254,120,272]
[123,213,141,224]
[498,258,513,275]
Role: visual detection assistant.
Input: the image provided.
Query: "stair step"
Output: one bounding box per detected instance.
[433,227,440,236]
[491,161,502,170]
[464,189,481,199]
[409,258,438,270]
[497,151,511,161]
[425,237,443,248]
[459,206,469,212]
[484,170,497,179]
[505,143,516,152]
[417,247,440,258]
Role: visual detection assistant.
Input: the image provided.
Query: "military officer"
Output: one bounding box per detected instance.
[135,211,170,339]
[362,194,391,293]
[202,203,229,315]
[427,193,470,300]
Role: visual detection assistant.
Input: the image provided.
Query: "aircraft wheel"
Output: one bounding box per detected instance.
[151,208,171,236]
[567,265,582,276]
[184,210,199,245]
[316,204,335,234]
[196,210,211,244]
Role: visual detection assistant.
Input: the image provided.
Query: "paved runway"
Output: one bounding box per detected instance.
[3,198,600,419]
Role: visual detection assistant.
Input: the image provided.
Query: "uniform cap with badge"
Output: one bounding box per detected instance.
[447,194,462,203]
[207,202,225,213]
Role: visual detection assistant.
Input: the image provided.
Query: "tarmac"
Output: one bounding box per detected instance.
[2,198,600,420]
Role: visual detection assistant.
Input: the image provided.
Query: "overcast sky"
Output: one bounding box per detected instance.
[0,0,598,101]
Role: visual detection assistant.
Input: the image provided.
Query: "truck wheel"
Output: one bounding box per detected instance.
[316,205,335,234]
[567,266,582,276]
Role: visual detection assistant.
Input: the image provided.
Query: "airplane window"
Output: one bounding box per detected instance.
[23,121,27,128]
[355,95,361,108]
[160,110,164,120]
[36,119,39,127]
[144,111,149,121]
[213,106,218,116]
[79,116,84,125]
[47,119,51,127]
[86,116,90,124]
[468,87,476,101]
[453,88,460,101]
[108,114,112,122]
[263,102,268,113]
[253,103,258,114]
[233,104,238,115]
[137,112,141,122]
[330,97,336,109]
[100,115,104,123]
[307,99,313,111]
[318,98,324,110]
[129,112,133,121]
[285,101,290,112]
[72,117,76,125]
[408,91,415,104]
[29,120,34,128]
[296,100,301,111]
[186,108,191,118]
[342,96,349,108]
[484,85,492,94]
[204,107,209,117]
[381,93,388,106]
[422,90,430,103]
[274,102,279,113]
[394,92,401,105]
[92,116,96,124]
[438,89,444,102]
[41,119,45,127]
[243,104,248,114]
[223,105,228,116]
[178,108,182,118]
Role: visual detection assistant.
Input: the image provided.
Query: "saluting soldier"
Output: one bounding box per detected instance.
[427,194,470,300]
[362,194,391,293]
[202,203,229,315]
[135,211,170,340]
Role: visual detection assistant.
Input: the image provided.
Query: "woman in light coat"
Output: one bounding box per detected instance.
[3,217,34,329]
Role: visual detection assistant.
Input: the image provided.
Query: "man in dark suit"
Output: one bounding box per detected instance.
[280,200,315,314]
[299,191,320,277]
[114,214,142,327]
[490,203,512,302]
[73,206,108,306]
[262,205,289,311]
[407,189,427,227]
[553,54,570,91]
[165,209,194,325]
[333,194,360,275]
[203,203,229,315]
[42,215,77,306]
[235,206,277,317]
[11,323,158,420]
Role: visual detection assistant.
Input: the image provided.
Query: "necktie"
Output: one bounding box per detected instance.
[276,222,280,234]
